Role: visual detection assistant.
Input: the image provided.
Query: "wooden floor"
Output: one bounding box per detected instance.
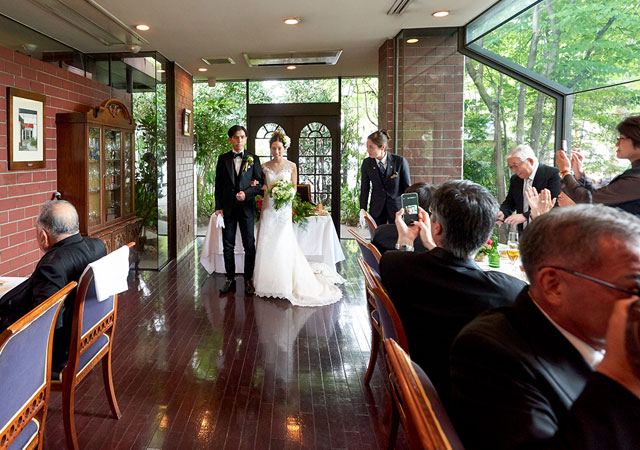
[43,239,408,449]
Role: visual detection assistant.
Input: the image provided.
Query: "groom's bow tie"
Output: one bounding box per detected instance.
[233,152,244,159]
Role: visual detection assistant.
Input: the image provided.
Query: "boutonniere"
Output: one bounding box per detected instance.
[390,173,399,179]
[242,155,254,172]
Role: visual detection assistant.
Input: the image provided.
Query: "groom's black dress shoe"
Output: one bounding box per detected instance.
[220,279,236,294]
[245,280,255,295]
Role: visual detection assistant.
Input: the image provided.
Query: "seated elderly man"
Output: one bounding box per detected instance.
[450,204,640,449]
[380,180,525,401]
[372,182,435,254]
[0,200,106,369]
[498,144,561,232]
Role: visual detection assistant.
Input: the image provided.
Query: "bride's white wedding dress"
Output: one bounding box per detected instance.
[254,165,343,306]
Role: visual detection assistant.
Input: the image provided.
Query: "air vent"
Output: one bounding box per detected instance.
[202,57,236,65]
[387,0,412,15]
[243,50,342,67]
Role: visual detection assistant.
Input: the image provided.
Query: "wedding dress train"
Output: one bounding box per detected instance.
[253,165,343,306]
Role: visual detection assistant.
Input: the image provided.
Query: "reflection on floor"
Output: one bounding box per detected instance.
[43,239,407,449]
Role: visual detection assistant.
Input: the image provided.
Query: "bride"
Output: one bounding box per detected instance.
[253,131,343,306]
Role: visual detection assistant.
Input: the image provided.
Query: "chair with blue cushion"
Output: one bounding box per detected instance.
[361,209,378,240]
[51,242,133,450]
[0,282,76,450]
[348,228,382,277]
[384,338,465,450]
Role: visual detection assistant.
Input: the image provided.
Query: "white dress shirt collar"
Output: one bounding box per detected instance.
[378,152,388,168]
[532,298,605,368]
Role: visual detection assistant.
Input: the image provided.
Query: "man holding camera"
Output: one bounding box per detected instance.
[380,180,525,401]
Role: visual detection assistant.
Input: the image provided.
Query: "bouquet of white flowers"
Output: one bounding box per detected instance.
[266,180,295,210]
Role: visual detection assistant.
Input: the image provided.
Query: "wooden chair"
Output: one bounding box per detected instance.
[296,184,313,203]
[384,338,465,450]
[361,209,378,239]
[356,258,408,386]
[348,228,382,277]
[0,282,77,450]
[51,242,134,450]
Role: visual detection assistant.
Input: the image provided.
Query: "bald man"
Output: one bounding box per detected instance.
[0,200,107,369]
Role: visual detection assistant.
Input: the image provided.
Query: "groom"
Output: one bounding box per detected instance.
[214,125,263,295]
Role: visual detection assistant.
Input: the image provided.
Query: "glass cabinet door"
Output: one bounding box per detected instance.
[123,132,133,216]
[104,129,122,222]
[88,127,101,228]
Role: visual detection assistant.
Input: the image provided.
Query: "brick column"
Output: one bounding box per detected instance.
[378,31,464,185]
[174,66,194,255]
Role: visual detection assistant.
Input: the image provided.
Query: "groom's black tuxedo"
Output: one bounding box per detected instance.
[214,150,263,279]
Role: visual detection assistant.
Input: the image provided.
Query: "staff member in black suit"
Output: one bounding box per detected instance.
[359,130,411,225]
[451,205,640,450]
[0,200,106,371]
[214,125,263,295]
[380,181,525,401]
[498,144,561,232]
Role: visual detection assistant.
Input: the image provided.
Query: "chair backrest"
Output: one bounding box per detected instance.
[0,282,76,448]
[384,338,465,450]
[367,271,408,352]
[361,209,377,239]
[296,184,312,203]
[348,228,381,276]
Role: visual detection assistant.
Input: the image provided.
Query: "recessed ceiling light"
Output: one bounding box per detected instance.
[135,24,150,31]
[286,65,297,70]
[157,69,165,73]
[406,38,419,44]
[198,67,208,72]
[432,10,449,17]
[284,18,300,25]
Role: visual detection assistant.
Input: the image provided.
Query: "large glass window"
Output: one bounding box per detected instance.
[248,79,339,103]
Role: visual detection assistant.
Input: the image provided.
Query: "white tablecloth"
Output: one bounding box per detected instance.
[0,277,27,300]
[200,215,345,274]
[476,246,528,283]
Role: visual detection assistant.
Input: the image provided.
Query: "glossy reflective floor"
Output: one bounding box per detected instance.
[44,239,408,449]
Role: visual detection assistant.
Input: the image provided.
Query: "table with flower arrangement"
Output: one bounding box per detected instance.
[199,213,345,275]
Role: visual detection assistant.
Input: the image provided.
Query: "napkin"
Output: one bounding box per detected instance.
[216,214,225,228]
[359,210,366,229]
[88,245,130,301]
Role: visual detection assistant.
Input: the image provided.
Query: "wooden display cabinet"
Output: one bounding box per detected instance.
[56,98,142,255]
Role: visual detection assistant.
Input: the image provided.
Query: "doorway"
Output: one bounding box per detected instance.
[247,103,341,230]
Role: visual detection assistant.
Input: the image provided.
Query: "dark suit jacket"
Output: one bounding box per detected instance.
[0,234,107,365]
[359,153,411,218]
[380,247,525,402]
[450,288,640,450]
[500,163,561,230]
[372,223,428,254]
[214,151,263,217]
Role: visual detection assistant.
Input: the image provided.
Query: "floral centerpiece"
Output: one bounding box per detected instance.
[292,196,316,227]
[475,236,496,262]
[266,180,296,210]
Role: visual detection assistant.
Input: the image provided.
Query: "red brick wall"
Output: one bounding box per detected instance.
[379,32,464,185]
[174,66,194,255]
[0,45,129,276]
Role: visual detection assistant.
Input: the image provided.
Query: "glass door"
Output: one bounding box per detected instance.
[88,127,102,228]
[104,129,122,222]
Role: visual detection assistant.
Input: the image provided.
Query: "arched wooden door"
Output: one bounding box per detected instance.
[247,103,341,231]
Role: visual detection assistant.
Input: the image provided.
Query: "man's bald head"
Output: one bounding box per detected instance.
[37,200,79,245]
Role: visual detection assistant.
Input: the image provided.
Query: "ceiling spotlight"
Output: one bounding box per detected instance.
[135,24,150,31]
[406,38,419,44]
[286,65,297,70]
[130,45,141,53]
[432,10,450,17]
[157,69,166,73]
[198,67,208,72]
[284,17,300,25]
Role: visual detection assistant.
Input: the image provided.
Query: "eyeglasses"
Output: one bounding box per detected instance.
[542,265,640,297]
[508,160,524,170]
[616,136,629,143]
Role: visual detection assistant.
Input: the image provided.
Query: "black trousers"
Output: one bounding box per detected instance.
[222,208,256,280]
[372,201,395,226]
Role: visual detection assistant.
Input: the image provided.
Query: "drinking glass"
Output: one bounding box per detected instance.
[507,231,520,264]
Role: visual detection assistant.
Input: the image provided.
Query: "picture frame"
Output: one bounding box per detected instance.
[182,108,192,136]
[7,87,47,170]
[8,87,46,170]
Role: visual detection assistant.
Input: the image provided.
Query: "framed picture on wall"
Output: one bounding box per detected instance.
[8,87,46,170]
[182,108,192,136]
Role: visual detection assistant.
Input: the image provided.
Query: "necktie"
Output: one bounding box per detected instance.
[522,178,532,229]
[378,161,386,178]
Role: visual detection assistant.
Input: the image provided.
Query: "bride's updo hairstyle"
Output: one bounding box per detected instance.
[270,130,289,148]
[367,130,390,149]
